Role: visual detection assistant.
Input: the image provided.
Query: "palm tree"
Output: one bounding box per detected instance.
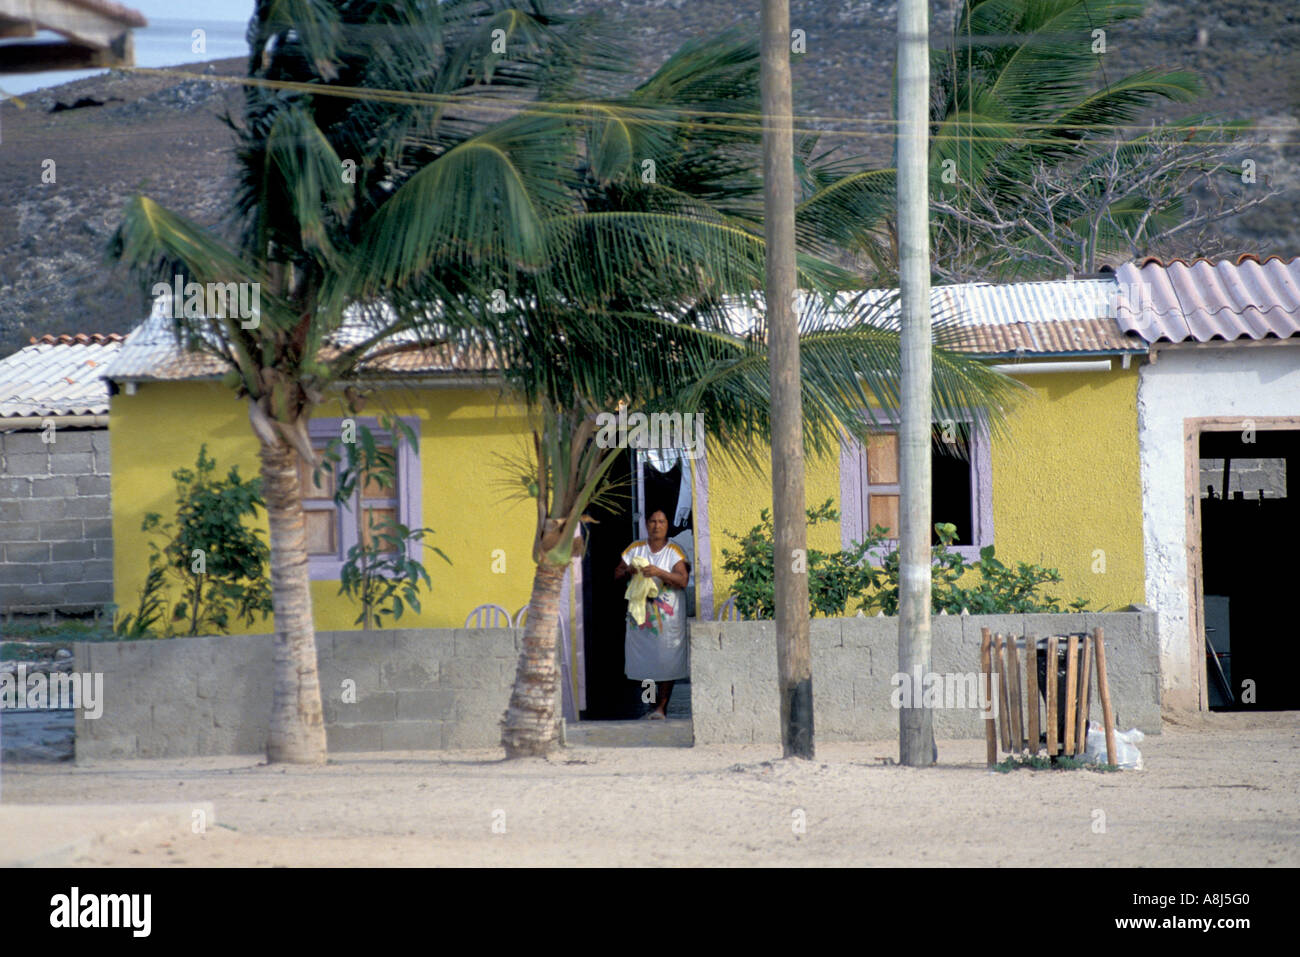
[109,0,618,763]
[111,3,1021,763]
[349,28,1024,757]
[447,39,1024,757]
[793,0,1204,283]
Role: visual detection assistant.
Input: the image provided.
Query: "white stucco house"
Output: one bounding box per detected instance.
[1116,255,1300,712]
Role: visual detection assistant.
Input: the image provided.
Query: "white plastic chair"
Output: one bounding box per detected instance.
[557,611,577,722]
[465,603,512,628]
[718,595,744,621]
[512,603,577,722]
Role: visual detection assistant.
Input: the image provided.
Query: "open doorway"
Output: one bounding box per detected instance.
[579,448,697,720]
[1198,428,1299,710]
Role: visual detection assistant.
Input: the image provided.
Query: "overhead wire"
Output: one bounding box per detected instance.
[3,64,1267,151]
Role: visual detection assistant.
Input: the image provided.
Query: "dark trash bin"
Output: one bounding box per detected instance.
[1035,634,1088,750]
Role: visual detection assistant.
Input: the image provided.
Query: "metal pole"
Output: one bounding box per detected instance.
[897,0,935,766]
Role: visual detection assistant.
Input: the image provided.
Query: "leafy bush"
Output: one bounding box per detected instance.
[722,500,1091,619]
[113,564,167,638]
[722,502,881,619]
[125,445,273,637]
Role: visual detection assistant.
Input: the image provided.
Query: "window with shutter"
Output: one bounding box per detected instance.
[303,418,423,580]
[840,416,991,561]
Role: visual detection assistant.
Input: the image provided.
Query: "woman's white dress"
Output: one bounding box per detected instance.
[622,540,690,681]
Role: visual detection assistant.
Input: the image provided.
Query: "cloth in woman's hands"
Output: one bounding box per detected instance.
[624,556,659,626]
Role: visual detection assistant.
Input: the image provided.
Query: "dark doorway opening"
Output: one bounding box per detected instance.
[1199,429,1299,710]
[578,448,696,720]
[579,448,639,720]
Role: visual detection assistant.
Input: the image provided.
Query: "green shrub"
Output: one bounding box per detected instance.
[125,445,273,637]
[721,501,882,620]
[722,499,1091,619]
[113,564,167,638]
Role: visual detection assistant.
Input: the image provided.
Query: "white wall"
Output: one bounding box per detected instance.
[1138,344,1300,707]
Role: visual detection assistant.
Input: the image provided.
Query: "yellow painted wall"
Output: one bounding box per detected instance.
[704,446,841,617]
[701,365,1145,615]
[989,366,1144,611]
[111,365,1144,634]
[110,380,539,632]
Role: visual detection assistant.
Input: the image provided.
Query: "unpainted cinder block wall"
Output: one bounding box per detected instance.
[73,628,552,759]
[689,612,1161,745]
[0,428,113,614]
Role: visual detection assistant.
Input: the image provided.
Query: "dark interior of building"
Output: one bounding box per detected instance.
[579,450,694,720]
[1199,429,1298,710]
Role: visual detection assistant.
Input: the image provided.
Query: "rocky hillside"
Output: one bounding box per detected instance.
[1,0,1296,352]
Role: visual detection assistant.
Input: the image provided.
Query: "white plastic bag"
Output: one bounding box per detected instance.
[1083,723,1144,770]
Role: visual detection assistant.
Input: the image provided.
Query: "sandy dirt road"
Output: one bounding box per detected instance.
[2,713,1296,867]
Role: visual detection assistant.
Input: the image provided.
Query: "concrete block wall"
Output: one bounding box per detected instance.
[0,428,113,613]
[73,628,545,759]
[71,615,1157,757]
[1199,457,1286,498]
[690,612,1161,745]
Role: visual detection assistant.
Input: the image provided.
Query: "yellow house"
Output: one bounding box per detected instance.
[103,277,1149,718]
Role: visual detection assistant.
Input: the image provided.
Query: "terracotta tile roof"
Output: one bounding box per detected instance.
[0,334,125,417]
[1114,256,1300,343]
[29,333,126,346]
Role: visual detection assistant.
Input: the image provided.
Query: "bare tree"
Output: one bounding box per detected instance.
[931,128,1281,282]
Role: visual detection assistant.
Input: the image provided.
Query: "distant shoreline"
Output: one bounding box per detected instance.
[2,18,247,96]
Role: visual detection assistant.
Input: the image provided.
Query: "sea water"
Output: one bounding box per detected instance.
[2,18,249,98]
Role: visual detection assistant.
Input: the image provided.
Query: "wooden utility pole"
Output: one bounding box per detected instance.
[897,0,935,766]
[760,0,813,758]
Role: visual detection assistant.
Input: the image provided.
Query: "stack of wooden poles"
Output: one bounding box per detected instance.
[980,626,1118,767]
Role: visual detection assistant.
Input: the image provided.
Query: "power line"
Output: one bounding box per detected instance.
[3,59,1296,155]
[14,64,1264,151]
[10,109,1297,151]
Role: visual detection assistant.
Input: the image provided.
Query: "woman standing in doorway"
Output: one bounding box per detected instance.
[614,509,690,718]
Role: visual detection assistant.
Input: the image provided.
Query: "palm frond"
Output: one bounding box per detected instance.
[347,112,579,296]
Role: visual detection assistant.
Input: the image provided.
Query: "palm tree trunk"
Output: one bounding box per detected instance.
[897,0,935,767]
[260,436,328,764]
[761,0,814,759]
[501,560,565,757]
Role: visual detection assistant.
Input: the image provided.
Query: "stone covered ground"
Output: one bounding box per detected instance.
[1,711,1296,867]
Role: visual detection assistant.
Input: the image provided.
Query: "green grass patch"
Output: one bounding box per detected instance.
[0,616,122,657]
[1,641,49,662]
[992,753,1120,773]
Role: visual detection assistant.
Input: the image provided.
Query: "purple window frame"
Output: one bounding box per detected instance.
[305,417,423,580]
[839,413,993,563]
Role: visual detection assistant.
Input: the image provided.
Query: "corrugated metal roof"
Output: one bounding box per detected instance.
[0,334,125,417]
[1114,255,1300,343]
[945,317,1137,355]
[720,279,1141,355]
[103,301,498,383]
[107,277,1142,385]
[932,280,1142,354]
